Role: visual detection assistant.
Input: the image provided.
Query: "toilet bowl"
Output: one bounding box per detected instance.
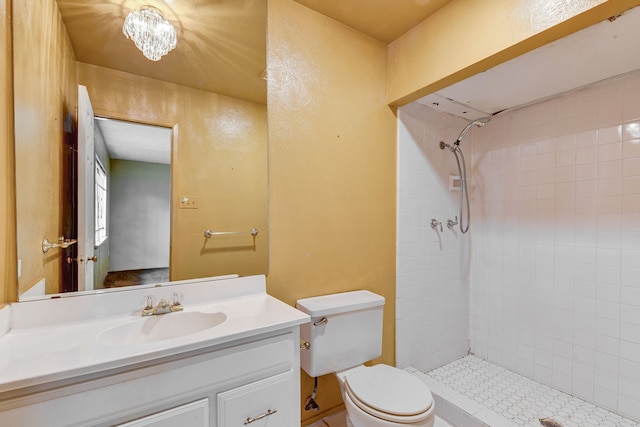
[296,290,436,427]
[336,365,435,427]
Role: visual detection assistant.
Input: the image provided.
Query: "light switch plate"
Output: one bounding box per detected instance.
[178,196,199,209]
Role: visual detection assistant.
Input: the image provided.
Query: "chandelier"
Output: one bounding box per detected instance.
[122,6,177,61]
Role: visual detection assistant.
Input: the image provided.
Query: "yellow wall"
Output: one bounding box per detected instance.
[265,0,397,423]
[1,0,16,304]
[3,1,640,423]
[388,0,640,106]
[77,64,269,282]
[12,0,76,295]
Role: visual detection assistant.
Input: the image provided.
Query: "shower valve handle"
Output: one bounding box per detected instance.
[447,216,459,229]
[430,219,443,232]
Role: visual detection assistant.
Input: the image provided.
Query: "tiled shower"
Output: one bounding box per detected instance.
[396,70,640,424]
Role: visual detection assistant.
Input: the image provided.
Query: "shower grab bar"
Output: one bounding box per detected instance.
[204,228,259,238]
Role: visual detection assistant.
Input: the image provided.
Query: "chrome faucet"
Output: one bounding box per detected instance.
[141,292,184,316]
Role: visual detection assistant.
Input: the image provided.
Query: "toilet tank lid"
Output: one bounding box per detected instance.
[296,290,384,317]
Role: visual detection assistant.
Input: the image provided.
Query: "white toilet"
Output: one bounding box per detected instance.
[297,291,435,427]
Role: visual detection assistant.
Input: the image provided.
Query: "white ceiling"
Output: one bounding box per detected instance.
[417,5,640,120]
[95,118,172,165]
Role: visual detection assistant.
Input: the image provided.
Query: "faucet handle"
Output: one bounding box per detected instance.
[170,292,184,312]
[141,295,154,310]
[430,219,443,232]
[447,216,459,229]
[171,292,183,306]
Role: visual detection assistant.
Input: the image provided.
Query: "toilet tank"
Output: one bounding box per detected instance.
[296,290,384,377]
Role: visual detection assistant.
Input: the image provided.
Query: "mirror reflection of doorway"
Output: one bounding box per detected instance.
[93,117,172,289]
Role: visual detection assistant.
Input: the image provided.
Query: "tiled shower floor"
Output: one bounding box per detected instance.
[413,355,639,427]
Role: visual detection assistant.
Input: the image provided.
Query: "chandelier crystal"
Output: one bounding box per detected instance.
[122,6,177,61]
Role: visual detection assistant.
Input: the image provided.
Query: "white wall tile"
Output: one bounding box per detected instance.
[621,322,640,346]
[467,71,640,416]
[577,146,598,164]
[595,351,620,374]
[594,386,618,412]
[623,195,640,213]
[622,139,640,158]
[398,70,640,419]
[598,125,622,144]
[623,157,640,176]
[618,394,640,421]
[623,177,640,196]
[595,367,619,391]
[396,104,470,371]
[619,357,640,382]
[596,317,620,339]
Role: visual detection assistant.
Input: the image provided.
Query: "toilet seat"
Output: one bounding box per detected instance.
[344,365,433,423]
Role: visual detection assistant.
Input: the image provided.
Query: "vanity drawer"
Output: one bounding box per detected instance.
[217,371,295,426]
[116,398,209,427]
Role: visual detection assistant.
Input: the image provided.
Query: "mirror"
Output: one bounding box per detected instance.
[13,0,268,300]
[92,117,173,291]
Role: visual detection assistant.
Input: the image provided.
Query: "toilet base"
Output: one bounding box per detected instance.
[345,412,442,427]
[346,415,355,427]
[334,412,448,427]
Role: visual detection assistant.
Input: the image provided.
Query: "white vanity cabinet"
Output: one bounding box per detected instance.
[117,399,210,427]
[0,330,300,427]
[0,276,310,427]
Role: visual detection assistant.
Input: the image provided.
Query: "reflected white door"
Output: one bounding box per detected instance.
[77,85,95,291]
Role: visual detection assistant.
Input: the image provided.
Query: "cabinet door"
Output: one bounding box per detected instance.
[116,398,209,427]
[218,371,294,426]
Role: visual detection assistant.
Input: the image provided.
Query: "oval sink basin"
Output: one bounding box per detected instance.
[98,311,227,346]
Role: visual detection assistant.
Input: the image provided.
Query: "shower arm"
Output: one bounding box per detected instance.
[439,116,491,234]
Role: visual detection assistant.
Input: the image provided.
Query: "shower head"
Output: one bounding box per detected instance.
[455,116,491,144]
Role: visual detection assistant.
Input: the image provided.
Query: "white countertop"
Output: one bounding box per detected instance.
[0,275,309,395]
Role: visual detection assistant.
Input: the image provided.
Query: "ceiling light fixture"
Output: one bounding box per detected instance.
[122,5,177,61]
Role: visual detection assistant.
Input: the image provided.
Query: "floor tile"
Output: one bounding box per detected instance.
[422,356,640,427]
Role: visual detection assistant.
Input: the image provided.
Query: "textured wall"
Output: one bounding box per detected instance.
[0,0,16,304]
[266,0,397,423]
[78,63,269,282]
[12,0,76,295]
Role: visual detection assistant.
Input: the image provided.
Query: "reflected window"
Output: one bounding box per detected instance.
[95,158,107,245]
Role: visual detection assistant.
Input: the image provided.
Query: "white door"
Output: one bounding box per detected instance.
[77,85,95,291]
